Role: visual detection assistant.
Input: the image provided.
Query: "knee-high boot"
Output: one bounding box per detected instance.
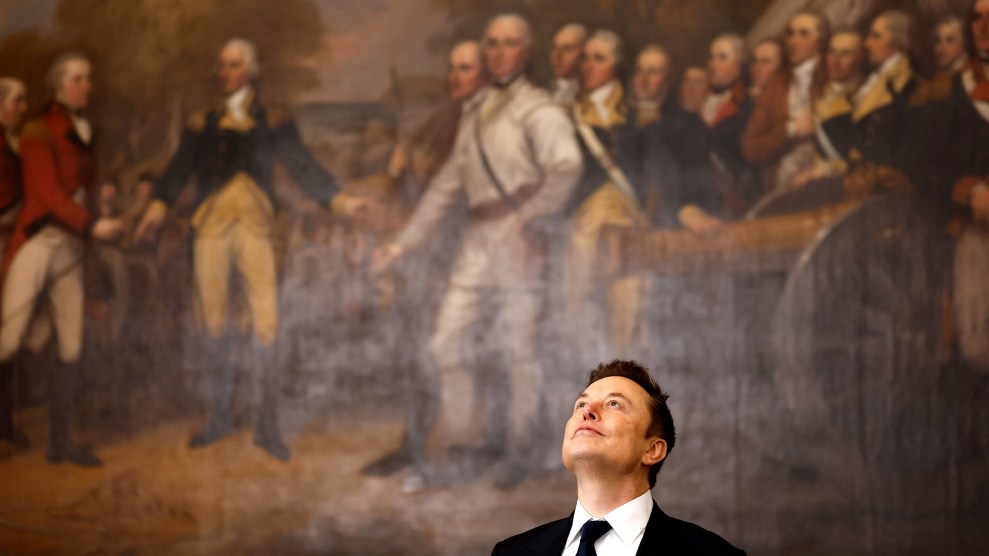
[47,360,101,467]
[0,360,29,448]
[189,336,236,448]
[253,344,290,461]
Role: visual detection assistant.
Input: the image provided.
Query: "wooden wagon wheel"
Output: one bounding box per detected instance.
[771,190,950,481]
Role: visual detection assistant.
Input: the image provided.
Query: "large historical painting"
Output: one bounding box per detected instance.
[0,0,987,554]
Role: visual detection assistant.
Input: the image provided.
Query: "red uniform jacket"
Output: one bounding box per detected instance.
[0,131,22,225]
[1,102,96,276]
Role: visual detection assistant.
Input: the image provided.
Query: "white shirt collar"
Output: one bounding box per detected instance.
[226,85,251,122]
[565,490,653,552]
[793,56,819,84]
[588,79,619,122]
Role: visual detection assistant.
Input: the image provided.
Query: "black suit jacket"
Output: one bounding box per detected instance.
[491,501,745,556]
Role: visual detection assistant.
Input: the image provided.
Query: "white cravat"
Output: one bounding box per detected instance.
[226,85,251,124]
[561,491,653,556]
[857,52,903,105]
[588,80,619,123]
[787,56,818,129]
[69,112,92,145]
[702,88,732,126]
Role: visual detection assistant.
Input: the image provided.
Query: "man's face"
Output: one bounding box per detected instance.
[58,59,92,110]
[448,42,485,101]
[0,81,27,132]
[751,42,782,90]
[973,0,989,55]
[680,67,709,112]
[551,27,584,79]
[632,49,670,102]
[827,33,864,83]
[786,14,822,66]
[707,38,741,89]
[934,22,965,69]
[865,17,898,66]
[580,38,617,93]
[216,44,250,96]
[562,376,666,478]
[483,18,530,81]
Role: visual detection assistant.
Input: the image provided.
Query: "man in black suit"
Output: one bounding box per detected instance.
[492,359,744,555]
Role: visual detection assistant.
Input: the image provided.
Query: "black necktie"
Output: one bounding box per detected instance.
[576,519,612,556]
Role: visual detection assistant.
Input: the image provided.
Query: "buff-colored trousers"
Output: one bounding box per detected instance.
[0,227,84,363]
[428,215,544,450]
[194,222,278,346]
[566,183,651,354]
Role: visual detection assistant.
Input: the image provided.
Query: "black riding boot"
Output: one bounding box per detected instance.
[254,344,290,461]
[0,360,30,448]
[47,360,101,467]
[189,336,237,448]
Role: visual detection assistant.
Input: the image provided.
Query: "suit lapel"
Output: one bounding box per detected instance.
[525,514,573,555]
[635,501,672,555]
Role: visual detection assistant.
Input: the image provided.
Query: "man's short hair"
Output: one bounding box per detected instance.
[877,10,912,53]
[487,13,533,49]
[588,29,624,66]
[557,22,588,41]
[0,77,24,105]
[222,38,260,79]
[713,32,748,66]
[587,359,675,488]
[46,51,90,95]
[792,9,832,53]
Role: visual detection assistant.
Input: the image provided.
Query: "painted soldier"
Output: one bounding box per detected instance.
[0,54,125,466]
[742,10,830,192]
[846,11,916,178]
[374,14,583,489]
[0,77,28,449]
[549,23,587,106]
[949,0,989,372]
[628,44,719,227]
[136,38,359,461]
[360,39,489,479]
[701,34,756,213]
[789,31,867,189]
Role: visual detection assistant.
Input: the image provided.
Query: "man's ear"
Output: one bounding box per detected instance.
[641,437,667,466]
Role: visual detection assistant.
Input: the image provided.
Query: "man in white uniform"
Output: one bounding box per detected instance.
[374,13,583,489]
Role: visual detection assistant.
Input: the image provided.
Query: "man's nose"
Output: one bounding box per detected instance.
[581,404,598,420]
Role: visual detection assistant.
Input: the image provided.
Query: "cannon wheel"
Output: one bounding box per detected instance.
[771,190,950,502]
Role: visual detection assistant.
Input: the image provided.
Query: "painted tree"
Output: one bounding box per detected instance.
[31,0,327,169]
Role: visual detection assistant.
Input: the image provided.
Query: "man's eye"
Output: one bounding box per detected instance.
[607,400,621,408]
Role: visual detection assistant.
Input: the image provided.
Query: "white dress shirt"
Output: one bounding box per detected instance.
[561,491,653,556]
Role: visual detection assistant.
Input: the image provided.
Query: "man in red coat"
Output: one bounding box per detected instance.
[0,77,28,448]
[0,53,123,466]
[741,10,830,193]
